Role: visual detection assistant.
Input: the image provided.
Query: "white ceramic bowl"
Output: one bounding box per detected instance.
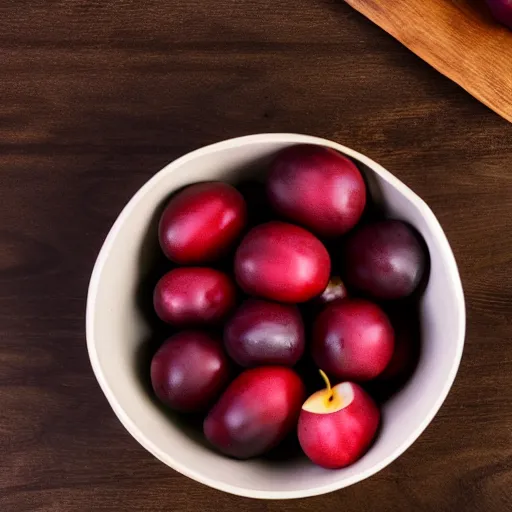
[86,134,465,499]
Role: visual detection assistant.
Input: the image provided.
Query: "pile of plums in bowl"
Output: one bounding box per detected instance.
[86,134,465,497]
[149,144,427,469]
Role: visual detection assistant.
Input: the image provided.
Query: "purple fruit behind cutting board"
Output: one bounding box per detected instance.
[486,0,512,29]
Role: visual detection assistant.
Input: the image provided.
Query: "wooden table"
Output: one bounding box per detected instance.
[2,2,511,511]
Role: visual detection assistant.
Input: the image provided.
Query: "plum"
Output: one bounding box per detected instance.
[267,145,366,237]
[224,299,305,367]
[486,0,512,29]
[343,220,427,300]
[312,299,395,381]
[234,221,331,303]
[158,182,247,264]
[153,267,236,326]
[150,331,229,412]
[203,366,305,458]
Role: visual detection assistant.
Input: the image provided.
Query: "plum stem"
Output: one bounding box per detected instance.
[319,369,334,402]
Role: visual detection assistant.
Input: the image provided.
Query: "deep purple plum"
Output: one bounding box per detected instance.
[343,220,427,300]
[224,299,305,367]
[150,331,229,412]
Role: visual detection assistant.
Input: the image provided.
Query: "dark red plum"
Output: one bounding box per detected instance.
[343,220,427,300]
[203,367,305,458]
[153,267,236,327]
[150,331,229,412]
[224,299,305,367]
[267,145,366,237]
[312,299,395,381]
[234,221,331,303]
[158,182,247,264]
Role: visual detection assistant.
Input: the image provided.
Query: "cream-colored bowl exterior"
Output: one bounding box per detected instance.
[86,134,465,499]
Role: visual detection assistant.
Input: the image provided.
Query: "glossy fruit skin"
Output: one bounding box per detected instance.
[267,145,366,237]
[312,299,395,381]
[486,0,512,29]
[153,267,236,327]
[224,299,305,367]
[234,221,331,303]
[158,182,247,264]
[204,367,305,459]
[343,220,426,300]
[298,382,380,469]
[150,331,229,412]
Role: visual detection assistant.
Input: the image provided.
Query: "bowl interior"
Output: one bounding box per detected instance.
[87,134,464,499]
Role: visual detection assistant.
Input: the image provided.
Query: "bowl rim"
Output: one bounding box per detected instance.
[86,133,466,499]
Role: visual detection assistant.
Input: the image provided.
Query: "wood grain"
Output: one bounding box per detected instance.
[344,0,512,123]
[1,1,512,511]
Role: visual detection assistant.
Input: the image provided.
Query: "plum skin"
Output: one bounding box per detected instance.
[267,145,366,237]
[343,220,427,300]
[224,299,305,367]
[312,299,395,381]
[150,331,229,412]
[203,366,305,459]
[234,221,331,303]
[158,182,247,264]
[153,267,236,326]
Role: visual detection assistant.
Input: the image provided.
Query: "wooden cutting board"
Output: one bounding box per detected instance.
[345,0,512,123]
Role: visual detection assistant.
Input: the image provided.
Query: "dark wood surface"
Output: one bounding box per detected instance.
[1,1,512,511]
